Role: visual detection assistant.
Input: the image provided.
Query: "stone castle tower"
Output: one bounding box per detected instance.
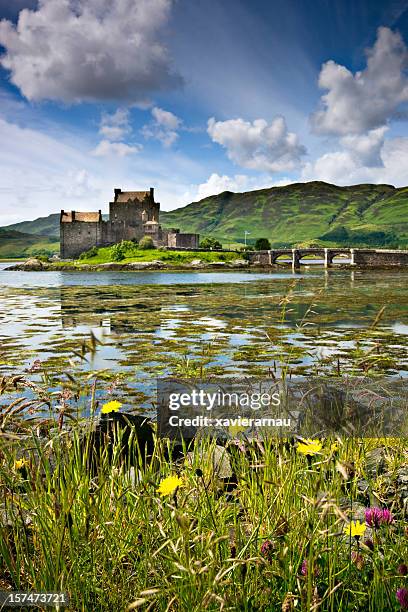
[60,188,199,258]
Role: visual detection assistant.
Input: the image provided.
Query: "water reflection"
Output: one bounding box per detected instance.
[0,269,407,402]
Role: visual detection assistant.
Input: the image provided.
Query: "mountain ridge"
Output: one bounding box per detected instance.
[0,181,407,257]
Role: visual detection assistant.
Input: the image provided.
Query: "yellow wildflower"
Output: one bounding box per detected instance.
[343,520,367,538]
[297,439,322,456]
[157,475,184,497]
[101,400,122,414]
[14,458,28,470]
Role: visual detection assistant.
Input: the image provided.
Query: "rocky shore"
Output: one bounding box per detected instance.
[5,257,251,272]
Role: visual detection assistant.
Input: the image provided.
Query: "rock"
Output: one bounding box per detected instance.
[186,444,233,479]
[208,261,226,267]
[365,447,388,477]
[190,259,204,267]
[230,259,249,267]
[96,262,126,270]
[6,257,44,271]
[82,412,183,475]
[127,260,165,270]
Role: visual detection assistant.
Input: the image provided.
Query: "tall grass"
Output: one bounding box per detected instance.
[0,423,407,611]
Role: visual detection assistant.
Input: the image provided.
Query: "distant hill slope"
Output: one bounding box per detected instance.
[161,181,408,247]
[0,228,59,259]
[5,213,61,238]
[0,181,407,257]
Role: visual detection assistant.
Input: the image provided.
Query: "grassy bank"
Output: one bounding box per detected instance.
[69,243,240,266]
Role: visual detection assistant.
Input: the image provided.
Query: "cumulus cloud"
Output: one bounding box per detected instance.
[340,127,388,166]
[99,108,131,141]
[175,173,277,206]
[311,27,408,136]
[142,106,181,147]
[207,116,306,172]
[302,137,408,186]
[0,0,181,103]
[0,116,104,223]
[91,139,142,157]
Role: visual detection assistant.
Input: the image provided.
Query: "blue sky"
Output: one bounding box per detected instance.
[0,0,408,224]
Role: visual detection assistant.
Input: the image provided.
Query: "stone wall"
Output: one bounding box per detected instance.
[60,220,103,259]
[60,188,199,257]
[173,232,200,249]
[352,249,408,267]
[247,248,408,268]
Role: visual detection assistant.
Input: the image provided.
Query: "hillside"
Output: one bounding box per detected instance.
[5,213,61,238]
[0,228,59,259]
[161,181,408,248]
[0,181,407,257]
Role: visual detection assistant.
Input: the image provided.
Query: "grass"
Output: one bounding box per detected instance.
[1,409,407,611]
[71,245,240,266]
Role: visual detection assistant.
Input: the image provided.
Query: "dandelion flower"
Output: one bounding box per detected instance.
[101,400,122,414]
[343,520,366,539]
[13,458,28,470]
[297,439,322,456]
[157,475,183,497]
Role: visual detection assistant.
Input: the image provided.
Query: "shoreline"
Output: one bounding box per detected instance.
[3,259,361,272]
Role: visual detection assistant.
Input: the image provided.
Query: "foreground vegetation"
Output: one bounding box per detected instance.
[1,398,407,611]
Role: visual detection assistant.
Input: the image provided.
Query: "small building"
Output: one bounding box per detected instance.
[60,188,199,258]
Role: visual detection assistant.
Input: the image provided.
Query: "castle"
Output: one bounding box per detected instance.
[60,188,199,258]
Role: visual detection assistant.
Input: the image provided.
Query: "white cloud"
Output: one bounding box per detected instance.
[207,116,306,172]
[340,126,388,167]
[311,27,408,136]
[0,0,181,104]
[99,108,131,140]
[301,136,408,186]
[175,173,274,206]
[0,116,105,224]
[142,106,181,147]
[91,139,142,157]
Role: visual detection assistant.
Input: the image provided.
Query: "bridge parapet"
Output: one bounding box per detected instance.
[247,248,408,268]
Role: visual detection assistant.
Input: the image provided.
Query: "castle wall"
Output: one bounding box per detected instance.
[60,220,102,259]
[60,189,200,257]
[173,233,200,249]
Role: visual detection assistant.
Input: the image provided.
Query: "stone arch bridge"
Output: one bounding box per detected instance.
[248,248,408,268]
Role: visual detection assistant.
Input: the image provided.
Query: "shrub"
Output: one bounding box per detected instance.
[139,236,154,250]
[78,246,99,260]
[255,238,271,250]
[110,242,126,261]
[200,237,222,249]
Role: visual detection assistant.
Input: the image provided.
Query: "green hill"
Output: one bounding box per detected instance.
[0,228,59,259]
[161,181,408,248]
[0,181,407,257]
[4,213,61,238]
